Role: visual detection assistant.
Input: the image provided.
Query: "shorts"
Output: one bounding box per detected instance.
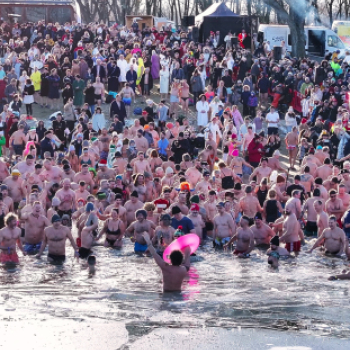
[255,243,270,250]
[24,242,42,254]
[13,144,24,156]
[48,253,66,264]
[267,127,278,135]
[79,247,92,259]
[100,150,108,160]
[285,240,301,253]
[134,241,148,253]
[205,221,214,231]
[21,228,25,237]
[214,237,230,246]
[304,221,317,237]
[226,87,232,94]
[0,251,19,264]
[123,97,132,105]
[94,94,102,101]
[233,249,250,257]
[14,202,20,211]
[170,95,179,103]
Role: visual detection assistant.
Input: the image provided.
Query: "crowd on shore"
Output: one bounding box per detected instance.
[0,18,350,290]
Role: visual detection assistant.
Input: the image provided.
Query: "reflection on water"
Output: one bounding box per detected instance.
[0,239,350,340]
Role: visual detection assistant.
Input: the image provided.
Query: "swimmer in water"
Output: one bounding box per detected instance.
[266,236,290,269]
[142,231,190,292]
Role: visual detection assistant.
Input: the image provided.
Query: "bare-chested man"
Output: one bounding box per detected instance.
[0,185,14,213]
[299,166,315,195]
[314,158,333,180]
[21,201,50,254]
[41,159,63,183]
[37,214,78,263]
[126,209,156,255]
[224,216,254,258]
[3,169,25,211]
[73,179,88,201]
[338,184,350,208]
[185,161,203,189]
[213,201,236,248]
[285,126,299,170]
[325,190,344,227]
[9,124,26,157]
[285,190,302,219]
[134,129,149,154]
[134,152,151,174]
[308,216,347,256]
[250,212,274,248]
[313,199,329,238]
[195,171,213,196]
[14,155,35,178]
[302,189,322,237]
[55,178,76,218]
[143,231,190,292]
[74,164,95,190]
[238,185,262,225]
[124,191,144,226]
[249,157,272,184]
[204,190,217,237]
[0,158,9,182]
[280,210,303,256]
[170,192,189,215]
[0,214,26,264]
[267,150,286,173]
[188,203,205,242]
[152,214,175,255]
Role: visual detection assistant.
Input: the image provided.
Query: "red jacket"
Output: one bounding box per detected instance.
[248,140,263,163]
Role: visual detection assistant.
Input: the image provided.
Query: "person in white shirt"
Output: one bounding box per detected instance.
[196,94,210,127]
[91,107,106,132]
[207,115,223,146]
[266,106,280,135]
[343,51,350,64]
[117,54,129,87]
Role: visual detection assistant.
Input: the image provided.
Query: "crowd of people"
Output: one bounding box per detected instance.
[1,18,350,290]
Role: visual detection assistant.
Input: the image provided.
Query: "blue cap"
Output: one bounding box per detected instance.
[86,202,94,212]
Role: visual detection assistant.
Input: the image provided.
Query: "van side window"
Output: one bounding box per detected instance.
[288,34,291,46]
[258,31,264,43]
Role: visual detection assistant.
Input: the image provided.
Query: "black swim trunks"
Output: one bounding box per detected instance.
[79,247,92,259]
[48,253,66,263]
[21,228,25,238]
[57,209,73,218]
[14,202,20,211]
[205,221,214,231]
[305,221,318,237]
[106,238,116,247]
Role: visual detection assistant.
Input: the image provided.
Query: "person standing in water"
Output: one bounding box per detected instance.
[37,214,79,264]
[0,213,26,264]
[142,232,190,292]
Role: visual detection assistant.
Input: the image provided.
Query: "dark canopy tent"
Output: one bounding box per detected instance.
[195,2,255,46]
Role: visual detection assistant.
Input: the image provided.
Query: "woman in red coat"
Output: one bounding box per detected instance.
[247,134,263,167]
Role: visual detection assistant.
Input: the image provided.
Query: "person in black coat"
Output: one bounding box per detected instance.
[40,130,55,157]
[62,83,74,105]
[107,60,120,92]
[52,113,66,143]
[109,115,124,134]
[84,81,96,113]
[109,95,127,124]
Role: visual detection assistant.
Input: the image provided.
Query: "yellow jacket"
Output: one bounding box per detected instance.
[30,71,41,91]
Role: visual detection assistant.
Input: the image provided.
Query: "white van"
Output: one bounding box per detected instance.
[258,24,346,57]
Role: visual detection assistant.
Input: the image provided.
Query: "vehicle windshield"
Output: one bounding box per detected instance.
[328,34,345,49]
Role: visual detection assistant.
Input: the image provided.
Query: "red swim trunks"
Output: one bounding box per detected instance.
[0,252,19,264]
[285,241,301,253]
[234,249,246,255]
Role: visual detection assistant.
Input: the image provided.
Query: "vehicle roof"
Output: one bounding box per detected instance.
[259,24,332,31]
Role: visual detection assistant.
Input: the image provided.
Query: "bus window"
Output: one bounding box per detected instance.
[26,8,46,23]
[327,35,345,49]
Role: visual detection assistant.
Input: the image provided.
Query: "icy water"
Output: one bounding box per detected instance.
[1,238,350,345]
